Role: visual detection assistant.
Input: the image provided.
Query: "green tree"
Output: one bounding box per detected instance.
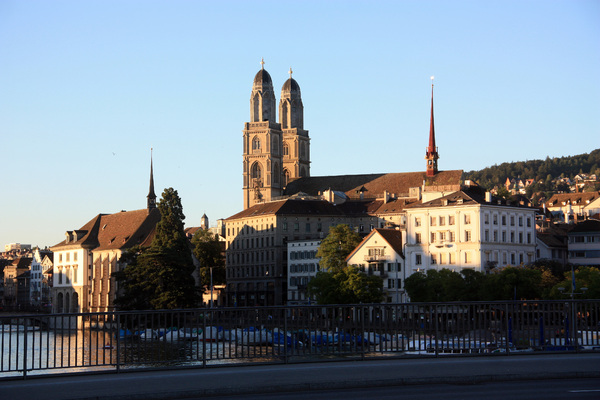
[316,224,362,272]
[191,228,226,288]
[307,266,384,304]
[114,188,198,310]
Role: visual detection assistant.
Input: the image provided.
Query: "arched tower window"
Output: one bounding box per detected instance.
[273,163,280,185]
[251,162,262,181]
[283,169,290,186]
[300,142,306,158]
[252,93,260,122]
[272,136,279,154]
[283,143,289,157]
[252,136,261,152]
[281,102,289,129]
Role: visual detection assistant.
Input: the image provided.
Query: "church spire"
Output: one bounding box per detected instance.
[147,148,157,211]
[425,76,439,177]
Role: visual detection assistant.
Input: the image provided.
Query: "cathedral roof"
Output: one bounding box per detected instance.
[283,170,463,199]
[253,69,273,87]
[282,78,301,95]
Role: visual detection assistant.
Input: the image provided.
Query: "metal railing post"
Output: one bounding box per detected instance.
[115,312,121,373]
[23,318,28,379]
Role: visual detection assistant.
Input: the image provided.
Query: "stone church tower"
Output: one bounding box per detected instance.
[243,60,310,209]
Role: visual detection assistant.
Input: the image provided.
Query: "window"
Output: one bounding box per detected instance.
[252,136,261,151]
[415,233,422,244]
[283,143,289,156]
[431,254,437,264]
[294,223,299,232]
[510,216,515,226]
[493,214,498,225]
[502,231,507,243]
[465,252,471,264]
[465,231,471,242]
[527,233,531,244]
[440,216,445,226]
[74,252,78,261]
[510,232,515,243]
[439,232,446,242]
[66,253,70,262]
[415,254,422,265]
[430,217,437,226]
[484,214,489,224]
[305,223,311,232]
[449,231,455,242]
[502,215,507,226]
[449,253,455,264]
[484,230,489,242]
[511,253,516,265]
[283,222,288,231]
[518,216,523,227]
[464,214,471,224]
[431,232,436,242]
[388,279,395,289]
[449,216,455,225]
[493,231,498,242]
[519,233,523,244]
[527,217,531,227]
[415,217,421,227]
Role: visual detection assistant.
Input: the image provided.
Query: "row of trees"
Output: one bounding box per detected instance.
[114,188,225,310]
[404,263,600,302]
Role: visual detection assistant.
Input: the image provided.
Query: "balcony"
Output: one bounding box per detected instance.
[364,254,385,262]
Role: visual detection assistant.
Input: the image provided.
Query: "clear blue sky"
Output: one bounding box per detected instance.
[1,0,598,249]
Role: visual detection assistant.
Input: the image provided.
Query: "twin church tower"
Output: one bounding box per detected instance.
[243,60,310,209]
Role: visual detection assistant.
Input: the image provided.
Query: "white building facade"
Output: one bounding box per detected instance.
[404,189,537,275]
[287,240,320,305]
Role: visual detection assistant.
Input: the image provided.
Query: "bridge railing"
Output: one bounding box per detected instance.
[1,300,599,379]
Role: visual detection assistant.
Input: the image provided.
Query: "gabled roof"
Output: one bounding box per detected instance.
[284,170,463,199]
[346,228,404,262]
[10,257,32,269]
[51,208,160,251]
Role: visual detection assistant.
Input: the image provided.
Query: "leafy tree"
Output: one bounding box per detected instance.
[308,266,384,304]
[316,224,362,272]
[191,228,226,288]
[548,267,600,300]
[114,188,198,310]
[485,266,542,300]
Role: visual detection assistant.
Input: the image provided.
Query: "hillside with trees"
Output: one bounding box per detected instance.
[464,149,600,193]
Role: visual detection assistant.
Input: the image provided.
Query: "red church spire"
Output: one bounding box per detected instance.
[425,76,439,177]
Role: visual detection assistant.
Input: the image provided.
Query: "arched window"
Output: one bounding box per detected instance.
[283,143,289,157]
[252,136,261,152]
[251,162,262,181]
[301,142,306,158]
[273,163,280,185]
[272,137,279,154]
[283,169,290,186]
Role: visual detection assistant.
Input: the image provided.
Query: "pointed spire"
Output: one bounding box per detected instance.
[425,76,439,177]
[147,148,157,211]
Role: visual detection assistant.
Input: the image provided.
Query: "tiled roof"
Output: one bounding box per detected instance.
[406,186,535,210]
[226,199,352,220]
[51,208,160,251]
[10,257,32,269]
[546,192,600,207]
[569,218,600,233]
[537,229,567,248]
[284,170,463,199]
[373,198,419,214]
